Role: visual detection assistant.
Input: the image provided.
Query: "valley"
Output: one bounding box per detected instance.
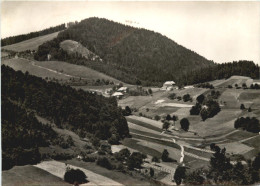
[1,17,260,186]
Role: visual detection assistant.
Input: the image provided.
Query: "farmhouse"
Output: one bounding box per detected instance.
[117,87,129,93]
[161,81,176,90]
[112,92,124,99]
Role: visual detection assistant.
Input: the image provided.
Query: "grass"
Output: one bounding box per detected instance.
[242,135,260,149]
[63,159,152,185]
[2,32,59,52]
[2,165,70,186]
[122,138,162,158]
[35,60,123,84]
[131,133,180,150]
[129,128,171,140]
[2,58,71,80]
[127,117,162,132]
[184,147,213,159]
[225,130,256,141]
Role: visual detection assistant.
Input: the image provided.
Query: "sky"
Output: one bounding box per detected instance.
[1,1,260,64]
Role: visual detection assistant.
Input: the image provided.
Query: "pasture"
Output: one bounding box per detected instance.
[2,165,70,186]
[2,32,59,52]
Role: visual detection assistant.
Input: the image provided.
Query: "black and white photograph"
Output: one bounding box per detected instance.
[1,1,260,185]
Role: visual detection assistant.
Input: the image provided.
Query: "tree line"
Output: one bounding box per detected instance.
[1,24,66,46]
[2,65,129,146]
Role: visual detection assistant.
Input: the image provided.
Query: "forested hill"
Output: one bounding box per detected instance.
[1,24,65,46]
[35,17,214,86]
[2,65,129,143]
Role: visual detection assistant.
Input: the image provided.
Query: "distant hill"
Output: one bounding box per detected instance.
[35,17,214,86]
[1,24,65,47]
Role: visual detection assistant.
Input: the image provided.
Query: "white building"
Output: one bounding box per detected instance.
[112,92,124,99]
[161,81,177,90]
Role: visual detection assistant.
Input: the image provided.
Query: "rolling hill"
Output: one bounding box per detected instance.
[35,17,214,86]
[2,32,59,52]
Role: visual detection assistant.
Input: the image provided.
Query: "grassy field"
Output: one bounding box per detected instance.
[35,60,123,84]
[2,165,70,186]
[2,58,71,80]
[2,32,59,52]
[63,159,153,186]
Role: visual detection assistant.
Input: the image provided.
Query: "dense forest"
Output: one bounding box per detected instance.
[34,18,259,86]
[2,97,57,170]
[34,17,214,86]
[179,61,259,86]
[2,65,129,145]
[1,24,65,46]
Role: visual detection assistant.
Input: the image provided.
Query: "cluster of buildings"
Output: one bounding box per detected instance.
[105,86,129,99]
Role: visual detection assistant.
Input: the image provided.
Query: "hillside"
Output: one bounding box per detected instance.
[2,32,59,52]
[35,17,214,86]
[2,65,129,145]
[1,24,65,47]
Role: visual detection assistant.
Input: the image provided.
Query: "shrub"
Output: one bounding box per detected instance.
[168,93,176,100]
[64,168,88,184]
[183,94,192,102]
[96,157,113,170]
[154,115,161,121]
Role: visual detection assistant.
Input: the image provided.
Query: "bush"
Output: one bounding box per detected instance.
[96,157,113,170]
[240,104,246,110]
[154,115,161,121]
[168,93,176,100]
[183,94,192,102]
[64,168,88,184]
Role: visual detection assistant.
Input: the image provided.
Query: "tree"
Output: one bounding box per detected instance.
[242,83,247,89]
[166,114,171,121]
[190,103,201,115]
[148,88,153,95]
[183,94,191,102]
[240,104,246,110]
[174,166,186,185]
[150,168,155,177]
[180,118,190,131]
[162,121,170,131]
[96,157,113,170]
[154,115,161,121]
[248,107,252,112]
[172,115,178,126]
[196,94,205,104]
[64,168,88,184]
[168,93,176,100]
[127,152,146,170]
[161,149,169,162]
[123,106,132,116]
[152,156,160,165]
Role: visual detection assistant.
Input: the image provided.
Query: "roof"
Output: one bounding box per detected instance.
[112,92,124,96]
[117,87,128,91]
[164,81,176,85]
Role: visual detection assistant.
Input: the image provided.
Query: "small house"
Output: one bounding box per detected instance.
[161,81,176,90]
[117,87,129,93]
[112,92,124,99]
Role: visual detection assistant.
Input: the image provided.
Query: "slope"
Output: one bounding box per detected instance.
[35,17,214,86]
[2,32,59,52]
